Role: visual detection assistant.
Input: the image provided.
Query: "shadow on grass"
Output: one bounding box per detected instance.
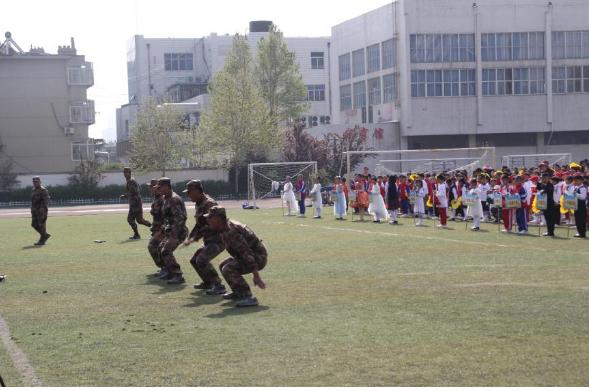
[119,239,142,244]
[205,305,270,318]
[183,294,224,308]
[22,245,42,250]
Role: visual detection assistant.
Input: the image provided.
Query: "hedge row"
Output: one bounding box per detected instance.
[0,180,235,202]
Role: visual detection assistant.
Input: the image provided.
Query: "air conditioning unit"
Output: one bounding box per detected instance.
[325,115,331,125]
[64,127,75,135]
[312,116,318,127]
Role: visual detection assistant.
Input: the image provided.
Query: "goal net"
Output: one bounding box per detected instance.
[501,153,572,169]
[346,147,496,177]
[248,161,318,207]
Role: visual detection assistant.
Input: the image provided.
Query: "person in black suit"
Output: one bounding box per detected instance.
[537,173,556,236]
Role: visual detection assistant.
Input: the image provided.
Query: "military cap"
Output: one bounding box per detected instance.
[147,178,158,186]
[182,179,203,193]
[157,177,172,188]
[32,176,41,181]
[204,205,227,220]
[123,167,132,172]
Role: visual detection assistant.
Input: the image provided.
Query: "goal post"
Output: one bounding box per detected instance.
[248,161,318,208]
[501,153,572,169]
[346,147,496,178]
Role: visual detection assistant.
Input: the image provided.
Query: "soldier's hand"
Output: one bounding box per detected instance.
[253,274,266,289]
[183,238,193,247]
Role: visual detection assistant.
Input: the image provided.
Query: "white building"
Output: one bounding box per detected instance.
[329,0,589,162]
[117,21,331,158]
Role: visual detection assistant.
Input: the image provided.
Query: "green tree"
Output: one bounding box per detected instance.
[68,159,103,187]
[0,136,19,192]
[129,98,191,176]
[256,25,308,123]
[198,34,279,193]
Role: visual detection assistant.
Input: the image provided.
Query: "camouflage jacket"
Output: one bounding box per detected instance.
[125,178,142,206]
[31,186,50,211]
[220,220,264,270]
[150,195,165,233]
[189,194,219,242]
[163,192,187,236]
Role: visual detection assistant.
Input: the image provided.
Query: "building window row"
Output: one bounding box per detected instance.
[410,34,475,64]
[311,52,324,69]
[482,67,545,96]
[307,84,326,101]
[481,32,545,61]
[164,53,193,71]
[340,74,396,110]
[552,31,589,59]
[552,65,589,94]
[411,69,475,97]
[338,39,397,81]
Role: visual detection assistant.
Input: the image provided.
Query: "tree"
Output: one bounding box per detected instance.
[129,98,191,176]
[323,126,371,178]
[282,120,327,166]
[68,159,103,187]
[0,136,19,192]
[256,25,308,123]
[198,34,279,193]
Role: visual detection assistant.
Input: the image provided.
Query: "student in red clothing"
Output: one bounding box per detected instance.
[398,175,410,215]
[500,174,514,233]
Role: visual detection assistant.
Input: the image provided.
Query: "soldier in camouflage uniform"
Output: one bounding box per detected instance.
[120,167,151,240]
[206,206,267,307]
[147,178,165,275]
[182,180,226,295]
[157,177,188,284]
[31,176,51,246]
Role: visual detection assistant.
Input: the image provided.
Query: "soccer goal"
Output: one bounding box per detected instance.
[501,153,572,169]
[248,161,318,208]
[346,147,496,177]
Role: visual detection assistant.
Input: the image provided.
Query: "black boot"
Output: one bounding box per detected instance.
[167,274,185,285]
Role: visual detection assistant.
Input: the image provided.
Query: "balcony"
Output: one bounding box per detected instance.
[70,100,95,124]
[66,62,94,86]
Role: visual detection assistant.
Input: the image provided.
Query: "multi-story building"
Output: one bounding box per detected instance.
[0,32,95,174]
[117,21,331,158]
[330,0,589,161]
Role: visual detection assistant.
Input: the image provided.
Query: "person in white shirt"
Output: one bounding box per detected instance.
[435,174,449,228]
[414,179,427,227]
[368,177,388,223]
[282,176,298,216]
[573,175,587,238]
[309,176,323,219]
[467,178,484,231]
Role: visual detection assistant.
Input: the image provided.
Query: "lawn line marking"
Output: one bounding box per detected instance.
[0,313,43,387]
[282,222,589,257]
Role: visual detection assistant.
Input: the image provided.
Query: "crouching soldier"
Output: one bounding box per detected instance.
[147,179,166,275]
[157,177,188,284]
[182,180,226,295]
[206,206,267,307]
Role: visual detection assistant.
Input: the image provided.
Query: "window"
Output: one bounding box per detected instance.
[482,69,497,96]
[497,33,512,61]
[69,101,95,124]
[529,67,545,94]
[382,74,396,102]
[426,70,443,97]
[529,32,545,60]
[164,53,193,71]
[460,69,476,96]
[567,66,582,92]
[340,84,352,110]
[382,39,396,69]
[353,81,366,108]
[411,70,426,97]
[367,44,380,73]
[497,68,513,95]
[339,53,351,81]
[307,84,325,101]
[512,33,528,60]
[352,49,365,77]
[71,142,84,161]
[367,78,381,105]
[67,63,93,86]
[443,69,460,96]
[311,52,324,69]
[481,34,496,61]
[513,68,529,95]
[411,34,475,63]
[552,66,566,93]
[552,31,589,59]
[584,66,589,92]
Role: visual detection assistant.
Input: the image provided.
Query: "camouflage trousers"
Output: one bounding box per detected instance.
[189,240,225,285]
[148,231,164,268]
[220,243,267,298]
[159,228,188,275]
[127,203,151,231]
[31,209,48,237]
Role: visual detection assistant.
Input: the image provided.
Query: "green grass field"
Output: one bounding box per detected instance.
[1,208,589,386]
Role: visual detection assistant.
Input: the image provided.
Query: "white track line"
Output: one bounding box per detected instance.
[0,314,43,387]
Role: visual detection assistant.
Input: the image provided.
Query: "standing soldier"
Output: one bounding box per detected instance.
[157,178,188,284]
[31,176,51,246]
[120,167,151,240]
[182,180,226,295]
[147,179,165,276]
[206,206,267,307]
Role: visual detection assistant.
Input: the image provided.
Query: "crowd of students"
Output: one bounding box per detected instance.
[281,159,589,239]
